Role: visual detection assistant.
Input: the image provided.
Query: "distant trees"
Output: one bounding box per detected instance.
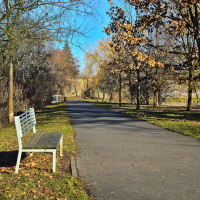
[0,40,54,126]
[0,0,99,124]
[0,39,80,127]
[104,4,164,109]
[52,42,80,95]
[1,0,54,122]
[124,0,200,110]
[83,39,120,103]
[82,0,199,110]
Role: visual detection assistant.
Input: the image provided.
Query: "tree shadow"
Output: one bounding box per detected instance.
[0,151,26,167]
[35,104,68,121]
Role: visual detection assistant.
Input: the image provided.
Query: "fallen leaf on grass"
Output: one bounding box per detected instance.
[97,163,104,165]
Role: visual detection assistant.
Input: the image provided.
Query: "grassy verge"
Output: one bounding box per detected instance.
[0,103,89,200]
[164,97,200,102]
[85,101,200,140]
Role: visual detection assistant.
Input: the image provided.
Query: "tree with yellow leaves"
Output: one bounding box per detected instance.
[125,0,200,110]
[83,39,120,102]
[104,5,163,109]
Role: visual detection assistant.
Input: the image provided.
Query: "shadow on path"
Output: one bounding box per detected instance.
[67,100,200,200]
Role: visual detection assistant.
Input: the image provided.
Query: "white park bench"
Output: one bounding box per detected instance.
[14,108,63,173]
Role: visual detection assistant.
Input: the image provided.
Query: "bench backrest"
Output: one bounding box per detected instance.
[14,108,36,149]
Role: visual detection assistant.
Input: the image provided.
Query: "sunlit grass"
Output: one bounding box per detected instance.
[0,103,89,200]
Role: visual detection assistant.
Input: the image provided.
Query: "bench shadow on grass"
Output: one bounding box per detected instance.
[0,151,26,168]
[0,104,67,172]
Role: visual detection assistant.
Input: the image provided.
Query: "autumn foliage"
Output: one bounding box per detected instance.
[83,0,200,110]
[124,0,200,110]
[52,44,80,95]
[0,41,79,127]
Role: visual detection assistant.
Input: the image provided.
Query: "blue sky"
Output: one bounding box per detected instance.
[55,0,135,73]
[70,0,112,73]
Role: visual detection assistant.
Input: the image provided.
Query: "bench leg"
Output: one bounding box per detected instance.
[60,135,63,156]
[15,149,22,174]
[53,150,56,173]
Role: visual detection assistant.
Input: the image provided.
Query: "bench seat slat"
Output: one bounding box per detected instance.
[23,132,62,149]
[45,133,63,149]
[23,132,45,149]
[34,133,54,149]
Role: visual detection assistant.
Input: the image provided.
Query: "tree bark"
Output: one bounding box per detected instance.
[119,71,121,107]
[128,70,134,104]
[153,89,158,108]
[136,69,140,110]
[109,93,113,103]
[153,29,159,108]
[187,63,193,111]
[103,91,105,101]
[9,58,14,123]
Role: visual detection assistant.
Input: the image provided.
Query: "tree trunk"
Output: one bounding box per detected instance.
[153,29,160,108]
[109,93,113,102]
[128,71,134,104]
[75,85,77,96]
[187,82,192,111]
[153,90,158,108]
[9,58,14,123]
[187,64,193,111]
[187,67,192,111]
[193,84,198,99]
[103,91,105,101]
[158,89,162,105]
[119,72,121,107]
[136,69,140,110]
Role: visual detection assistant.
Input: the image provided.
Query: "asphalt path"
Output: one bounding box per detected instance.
[66,100,200,200]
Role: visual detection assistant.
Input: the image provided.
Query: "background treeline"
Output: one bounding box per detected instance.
[0,41,79,128]
[0,0,99,127]
[83,0,200,111]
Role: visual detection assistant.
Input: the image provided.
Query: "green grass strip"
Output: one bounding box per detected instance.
[0,103,89,200]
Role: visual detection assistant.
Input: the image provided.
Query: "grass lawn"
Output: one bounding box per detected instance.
[85,101,200,140]
[0,103,89,200]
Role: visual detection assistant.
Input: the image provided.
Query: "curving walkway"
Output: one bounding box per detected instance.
[67,100,200,200]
